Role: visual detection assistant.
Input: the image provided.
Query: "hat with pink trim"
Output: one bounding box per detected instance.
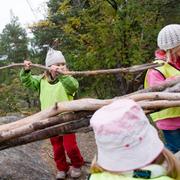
[90,99,164,172]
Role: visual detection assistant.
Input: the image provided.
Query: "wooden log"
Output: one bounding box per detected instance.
[0,62,163,76]
[139,100,180,110]
[127,92,180,101]
[128,77,180,95]
[0,92,180,133]
[0,118,90,151]
[0,111,93,143]
[2,98,180,150]
[0,98,112,132]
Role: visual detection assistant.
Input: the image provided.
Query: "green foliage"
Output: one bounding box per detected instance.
[0,68,40,115]
[30,0,168,98]
[12,0,180,100]
[0,15,28,63]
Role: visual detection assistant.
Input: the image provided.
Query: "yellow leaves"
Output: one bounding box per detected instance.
[57,0,71,14]
[63,17,81,33]
[28,20,55,29]
[63,24,73,34]
[70,17,81,27]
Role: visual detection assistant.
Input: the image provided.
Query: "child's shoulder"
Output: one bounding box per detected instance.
[59,75,78,85]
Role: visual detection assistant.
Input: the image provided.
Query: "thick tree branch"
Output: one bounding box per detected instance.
[0,92,180,134]
[0,62,163,76]
[0,91,180,149]
[0,118,90,150]
[0,111,93,143]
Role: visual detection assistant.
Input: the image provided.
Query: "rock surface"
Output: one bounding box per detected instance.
[0,115,97,180]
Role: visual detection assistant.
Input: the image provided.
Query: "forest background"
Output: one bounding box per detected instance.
[0,0,179,115]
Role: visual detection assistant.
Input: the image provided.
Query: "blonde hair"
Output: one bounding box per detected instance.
[90,148,180,180]
[166,45,180,63]
[172,45,180,55]
[160,149,180,180]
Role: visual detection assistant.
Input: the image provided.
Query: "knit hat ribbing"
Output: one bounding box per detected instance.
[45,48,66,67]
[157,24,180,51]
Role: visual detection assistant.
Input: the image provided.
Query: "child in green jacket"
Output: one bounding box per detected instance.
[20,48,84,179]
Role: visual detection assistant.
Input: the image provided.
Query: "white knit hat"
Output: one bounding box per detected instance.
[45,48,66,67]
[157,24,180,51]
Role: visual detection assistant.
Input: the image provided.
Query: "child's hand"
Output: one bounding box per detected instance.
[24,60,32,70]
[50,65,68,74]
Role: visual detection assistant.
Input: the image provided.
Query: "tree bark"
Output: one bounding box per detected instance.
[128,78,180,95]
[0,118,90,151]
[127,92,180,101]
[0,98,112,132]
[0,93,180,149]
[0,92,180,134]
[0,111,93,143]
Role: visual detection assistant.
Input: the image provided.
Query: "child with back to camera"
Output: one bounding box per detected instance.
[88,99,180,180]
[20,48,84,179]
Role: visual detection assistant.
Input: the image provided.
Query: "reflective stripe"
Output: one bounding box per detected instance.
[89,172,173,180]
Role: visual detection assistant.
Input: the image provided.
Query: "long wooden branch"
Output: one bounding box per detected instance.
[138,100,180,110]
[0,62,163,76]
[0,111,93,143]
[0,118,90,150]
[0,92,180,134]
[3,92,177,143]
[126,77,180,96]
[1,98,180,150]
[0,98,112,132]
[127,92,180,101]
[1,93,180,149]
[1,94,180,144]
[0,63,49,71]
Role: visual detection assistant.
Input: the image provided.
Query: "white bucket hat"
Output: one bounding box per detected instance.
[90,99,164,172]
[157,24,180,51]
[45,48,66,67]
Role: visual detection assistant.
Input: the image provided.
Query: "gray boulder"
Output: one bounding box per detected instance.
[0,115,55,180]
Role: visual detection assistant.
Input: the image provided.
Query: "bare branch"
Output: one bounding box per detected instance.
[0,63,48,71]
[0,111,93,143]
[0,118,90,150]
[0,62,163,76]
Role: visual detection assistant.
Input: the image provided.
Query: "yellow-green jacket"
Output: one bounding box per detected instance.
[20,69,79,110]
[89,172,174,180]
[144,60,180,122]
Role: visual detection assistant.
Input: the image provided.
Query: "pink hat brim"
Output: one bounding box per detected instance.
[96,125,164,172]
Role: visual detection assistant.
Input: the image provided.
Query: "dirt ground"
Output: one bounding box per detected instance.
[40,131,97,180]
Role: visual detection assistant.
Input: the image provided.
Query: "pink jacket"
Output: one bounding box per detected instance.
[146,50,180,130]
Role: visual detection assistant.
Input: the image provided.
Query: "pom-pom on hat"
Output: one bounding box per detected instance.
[157,24,180,50]
[45,48,66,67]
[90,99,164,172]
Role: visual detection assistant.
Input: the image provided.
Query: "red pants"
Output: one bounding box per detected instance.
[50,134,84,171]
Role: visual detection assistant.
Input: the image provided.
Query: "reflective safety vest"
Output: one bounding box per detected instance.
[144,60,180,122]
[89,172,174,180]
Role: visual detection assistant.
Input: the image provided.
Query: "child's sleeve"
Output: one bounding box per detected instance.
[146,69,177,87]
[19,69,41,91]
[60,75,79,97]
[146,69,165,87]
